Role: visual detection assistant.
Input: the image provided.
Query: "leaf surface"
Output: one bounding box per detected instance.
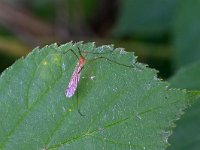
[113,0,178,38]
[0,42,189,150]
[168,61,200,150]
[172,0,200,68]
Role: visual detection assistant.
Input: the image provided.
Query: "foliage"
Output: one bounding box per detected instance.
[1,0,200,149]
[172,0,200,68]
[168,61,200,150]
[113,0,179,39]
[0,42,196,149]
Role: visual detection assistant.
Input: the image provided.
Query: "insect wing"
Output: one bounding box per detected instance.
[65,65,81,98]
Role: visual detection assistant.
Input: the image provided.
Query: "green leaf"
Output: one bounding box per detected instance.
[170,61,200,90]
[112,0,179,38]
[168,61,200,150]
[172,0,200,68]
[0,42,190,149]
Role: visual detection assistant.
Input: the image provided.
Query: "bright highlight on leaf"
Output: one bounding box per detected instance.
[0,42,191,150]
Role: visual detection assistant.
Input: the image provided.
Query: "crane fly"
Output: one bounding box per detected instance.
[65,47,87,116]
[64,47,134,116]
[65,55,85,98]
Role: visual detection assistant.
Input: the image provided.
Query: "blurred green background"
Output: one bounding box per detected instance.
[0,0,200,149]
[1,0,200,79]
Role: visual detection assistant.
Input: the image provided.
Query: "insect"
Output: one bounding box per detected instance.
[65,48,87,116]
[65,47,134,116]
[65,51,86,98]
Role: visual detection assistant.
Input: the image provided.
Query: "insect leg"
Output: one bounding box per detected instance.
[64,48,80,60]
[76,71,85,117]
[87,56,134,68]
